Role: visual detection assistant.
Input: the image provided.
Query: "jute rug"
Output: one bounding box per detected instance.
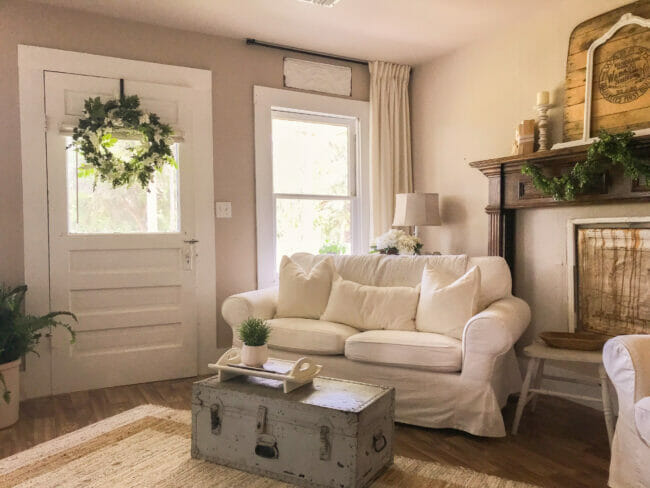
[0,405,539,488]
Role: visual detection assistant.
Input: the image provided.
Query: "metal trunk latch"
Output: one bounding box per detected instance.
[210,404,221,435]
[256,405,267,434]
[254,406,278,459]
[319,426,331,460]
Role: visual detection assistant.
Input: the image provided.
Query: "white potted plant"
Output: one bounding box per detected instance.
[1,285,76,429]
[238,318,271,368]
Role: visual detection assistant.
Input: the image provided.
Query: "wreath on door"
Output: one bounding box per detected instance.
[68,88,177,190]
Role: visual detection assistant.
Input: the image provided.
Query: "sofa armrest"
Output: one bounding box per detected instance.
[461,296,531,382]
[221,287,278,339]
[604,335,650,418]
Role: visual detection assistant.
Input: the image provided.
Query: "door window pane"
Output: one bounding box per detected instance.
[276,198,351,264]
[272,117,350,196]
[66,137,180,234]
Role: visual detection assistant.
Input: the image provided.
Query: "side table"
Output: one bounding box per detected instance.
[512,342,615,446]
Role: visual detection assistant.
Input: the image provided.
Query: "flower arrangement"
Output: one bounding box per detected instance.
[371,229,423,255]
[68,95,177,190]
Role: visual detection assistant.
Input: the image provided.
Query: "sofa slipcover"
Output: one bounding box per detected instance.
[344,330,462,372]
[603,335,650,488]
[222,253,530,437]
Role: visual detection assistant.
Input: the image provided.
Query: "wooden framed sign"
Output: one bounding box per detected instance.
[559,1,650,148]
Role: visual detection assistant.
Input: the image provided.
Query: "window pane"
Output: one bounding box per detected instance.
[66,137,180,234]
[272,116,350,196]
[276,198,351,265]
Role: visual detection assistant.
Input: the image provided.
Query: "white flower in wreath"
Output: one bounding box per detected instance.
[139,113,150,125]
[88,132,101,149]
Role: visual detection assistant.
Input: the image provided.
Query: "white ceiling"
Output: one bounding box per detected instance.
[32,0,564,64]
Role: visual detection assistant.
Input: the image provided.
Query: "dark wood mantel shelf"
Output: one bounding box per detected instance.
[470,134,650,267]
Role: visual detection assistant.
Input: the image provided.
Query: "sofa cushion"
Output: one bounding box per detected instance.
[276,255,334,319]
[416,265,481,340]
[468,256,512,309]
[344,330,462,372]
[321,275,419,331]
[266,318,358,355]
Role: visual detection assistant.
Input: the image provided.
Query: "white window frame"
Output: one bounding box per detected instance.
[254,86,369,289]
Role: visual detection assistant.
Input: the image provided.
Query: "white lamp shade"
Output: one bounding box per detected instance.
[392,193,441,227]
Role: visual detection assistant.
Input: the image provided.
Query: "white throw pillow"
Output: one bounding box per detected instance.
[275,255,334,319]
[322,275,419,331]
[415,265,481,340]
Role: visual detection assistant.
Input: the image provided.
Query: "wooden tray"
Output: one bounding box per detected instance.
[208,348,322,393]
[539,332,610,351]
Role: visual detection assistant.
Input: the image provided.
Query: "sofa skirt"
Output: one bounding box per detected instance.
[268,347,522,437]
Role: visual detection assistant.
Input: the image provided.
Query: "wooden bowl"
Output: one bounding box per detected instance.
[539,332,610,351]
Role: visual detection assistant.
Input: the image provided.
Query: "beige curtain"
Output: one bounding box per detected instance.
[368,60,413,238]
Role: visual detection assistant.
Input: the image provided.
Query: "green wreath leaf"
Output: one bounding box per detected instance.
[68,95,177,190]
[522,130,650,201]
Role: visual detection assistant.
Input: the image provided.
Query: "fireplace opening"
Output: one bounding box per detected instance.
[571,221,649,336]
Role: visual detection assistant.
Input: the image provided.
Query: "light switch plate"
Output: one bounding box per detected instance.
[215,202,232,219]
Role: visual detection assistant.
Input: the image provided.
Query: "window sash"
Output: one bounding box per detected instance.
[254,86,370,289]
[271,109,357,198]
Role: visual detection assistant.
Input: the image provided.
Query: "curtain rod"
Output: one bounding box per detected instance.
[245,38,368,66]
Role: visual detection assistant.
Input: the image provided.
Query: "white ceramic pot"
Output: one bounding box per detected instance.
[241,344,268,367]
[0,359,21,429]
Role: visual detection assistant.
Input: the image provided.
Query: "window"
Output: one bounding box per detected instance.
[272,111,356,265]
[255,87,369,288]
[66,137,180,234]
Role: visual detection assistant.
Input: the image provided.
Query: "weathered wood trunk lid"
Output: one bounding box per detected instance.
[192,375,394,488]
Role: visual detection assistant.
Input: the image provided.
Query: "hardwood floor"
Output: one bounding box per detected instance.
[0,376,611,487]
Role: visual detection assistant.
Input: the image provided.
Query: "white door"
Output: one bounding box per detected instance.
[44,71,198,393]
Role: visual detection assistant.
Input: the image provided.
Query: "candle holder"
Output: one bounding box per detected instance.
[535,103,552,151]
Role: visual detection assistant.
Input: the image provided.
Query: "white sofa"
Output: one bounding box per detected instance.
[603,335,650,488]
[222,253,531,437]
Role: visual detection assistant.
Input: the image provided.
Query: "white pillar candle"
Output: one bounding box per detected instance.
[536,91,550,105]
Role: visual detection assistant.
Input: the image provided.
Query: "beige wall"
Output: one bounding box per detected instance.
[0,1,369,349]
[410,0,648,401]
[410,0,647,339]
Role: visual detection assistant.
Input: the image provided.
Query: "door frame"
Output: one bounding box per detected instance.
[18,45,217,399]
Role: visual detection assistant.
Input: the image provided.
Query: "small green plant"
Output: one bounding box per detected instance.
[522,129,650,201]
[0,285,77,404]
[238,318,271,347]
[318,240,346,255]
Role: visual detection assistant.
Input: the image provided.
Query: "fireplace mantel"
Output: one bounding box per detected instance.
[470,134,650,267]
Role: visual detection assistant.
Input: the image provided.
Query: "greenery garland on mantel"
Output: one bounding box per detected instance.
[68,95,176,190]
[522,130,650,201]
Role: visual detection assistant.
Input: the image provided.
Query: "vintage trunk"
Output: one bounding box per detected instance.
[191,375,395,488]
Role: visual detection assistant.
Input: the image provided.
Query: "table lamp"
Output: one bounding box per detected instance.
[392,192,441,238]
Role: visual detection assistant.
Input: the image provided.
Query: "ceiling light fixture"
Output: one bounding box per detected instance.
[297,0,341,7]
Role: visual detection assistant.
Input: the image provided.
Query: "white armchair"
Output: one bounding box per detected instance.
[603,335,650,488]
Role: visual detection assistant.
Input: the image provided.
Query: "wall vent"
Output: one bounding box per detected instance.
[298,0,341,7]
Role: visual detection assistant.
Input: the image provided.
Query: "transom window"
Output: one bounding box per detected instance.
[271,110,357,267]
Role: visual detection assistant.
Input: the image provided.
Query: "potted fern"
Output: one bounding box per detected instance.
[238,318,271,367]
[1,285,76,429]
